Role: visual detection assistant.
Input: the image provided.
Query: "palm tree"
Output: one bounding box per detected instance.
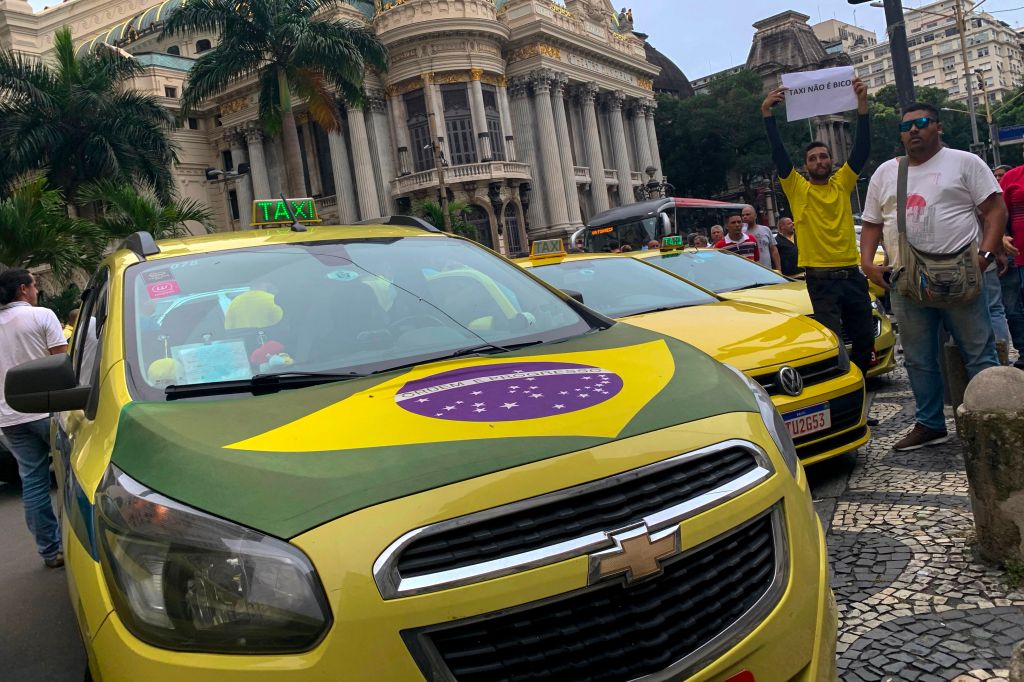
[78,180,215,239]
[0,27,177,204]
[414,199,476,238]
[0,178,109,282]
[161,0,388,197]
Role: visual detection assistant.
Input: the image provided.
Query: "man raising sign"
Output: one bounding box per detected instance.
[761,76,876,377]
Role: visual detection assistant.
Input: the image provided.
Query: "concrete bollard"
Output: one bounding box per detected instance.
[1012,641,1024,682]
[956,366,1024,565]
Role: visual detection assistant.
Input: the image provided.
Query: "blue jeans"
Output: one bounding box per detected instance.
[891,291,999,432]
[2,418,60,560]
[1002,263,1024,356]
[984,267,1011,350]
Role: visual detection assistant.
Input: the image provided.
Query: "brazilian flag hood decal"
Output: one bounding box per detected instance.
[110,324,757,538]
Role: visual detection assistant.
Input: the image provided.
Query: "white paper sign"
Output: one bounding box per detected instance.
[781,66,857,122]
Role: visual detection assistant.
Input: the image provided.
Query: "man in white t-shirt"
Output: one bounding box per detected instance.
[0,269,68,568]
[741,205,781,270]
[860,102,1005,452]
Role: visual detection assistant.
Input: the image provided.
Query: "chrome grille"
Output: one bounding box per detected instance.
[374,440,773,598]
[404,507,785,682]
[754,354,844,395]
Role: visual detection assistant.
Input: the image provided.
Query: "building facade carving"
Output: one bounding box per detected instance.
[0,0,670,253]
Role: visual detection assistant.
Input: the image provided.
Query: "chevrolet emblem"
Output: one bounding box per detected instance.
[588,525,680,585]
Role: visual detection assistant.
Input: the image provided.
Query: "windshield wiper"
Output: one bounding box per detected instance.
[733,282,774,291]
[626,304,697,316]
[164,371,367,400]
[447,339,545,358]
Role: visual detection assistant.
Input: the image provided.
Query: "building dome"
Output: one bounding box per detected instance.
[636,33,693,98]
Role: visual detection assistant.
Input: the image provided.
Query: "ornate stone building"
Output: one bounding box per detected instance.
[0,0,675,255]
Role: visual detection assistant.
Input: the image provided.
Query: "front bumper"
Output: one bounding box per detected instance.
[80,414,836,682]
[755,356,869,467]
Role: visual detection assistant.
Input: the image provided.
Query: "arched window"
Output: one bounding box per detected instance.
[166,45,180,55]
[195,39,212,53]
[463,205,493,250]
[503,203,523,256]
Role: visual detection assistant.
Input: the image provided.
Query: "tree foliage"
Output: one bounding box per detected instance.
[161,0,388,195]
[0,27,176,202]
[77,180,215,239]
[0,178,109,282]
[655,70,814,203]
[413,199,475,238]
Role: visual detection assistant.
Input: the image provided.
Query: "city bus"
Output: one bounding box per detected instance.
[572,197,749,252]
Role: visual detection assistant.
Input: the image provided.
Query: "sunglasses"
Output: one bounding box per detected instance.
[899,117,937,133]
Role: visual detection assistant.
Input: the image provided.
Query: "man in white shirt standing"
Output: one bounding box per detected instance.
[0,269,67,568]
[741,205,781,270]
[861,102,1005,452]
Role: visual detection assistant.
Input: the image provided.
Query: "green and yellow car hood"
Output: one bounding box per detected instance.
[109,324,757,539]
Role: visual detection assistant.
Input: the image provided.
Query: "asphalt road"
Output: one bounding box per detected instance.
[0,434,861,682]
[0,483,87,682]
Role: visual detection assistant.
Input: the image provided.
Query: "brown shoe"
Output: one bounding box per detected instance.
[893,424,949,452]
[43,552,64,569]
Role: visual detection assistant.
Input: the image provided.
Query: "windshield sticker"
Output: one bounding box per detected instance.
[142,269,174,283]
[146,280,181,299]
[171,340,252,385]
[327,268,360,282]
[396,362,624,422]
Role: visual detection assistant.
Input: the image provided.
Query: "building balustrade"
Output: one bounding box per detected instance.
[390,161,531,195]
[630,171,643,184]
[603,168,618,184]
[573,166,591,183]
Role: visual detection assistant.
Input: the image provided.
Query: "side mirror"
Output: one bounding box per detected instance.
[4,355,90,413]
[660,212,672,237]
[562,289,585,304]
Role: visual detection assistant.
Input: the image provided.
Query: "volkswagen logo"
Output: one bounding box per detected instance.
[777,366,804,397]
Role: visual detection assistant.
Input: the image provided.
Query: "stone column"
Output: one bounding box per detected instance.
[631,101,654,179]
[327,125,358,224]
[604,90,634,206]
[244,126,272,200]
[230,131,253,228]
[497,80,514,161]
[645,100,662,181]
[388,92,412,175]
[298,117,321,196]
[577,83,609,215]
[346,105,381,220]
[550,74,582,228]
[530,69,570,231]
[469,69,492,161]
[368,90,395,216]
[508,76,547,230]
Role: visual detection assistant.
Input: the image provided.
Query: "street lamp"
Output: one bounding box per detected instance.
[635,166,675,201]
[204,163,250,183]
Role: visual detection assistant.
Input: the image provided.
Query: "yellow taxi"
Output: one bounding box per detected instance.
[4,210,837,681]
[518,244,869,467]
[634,247,898,378]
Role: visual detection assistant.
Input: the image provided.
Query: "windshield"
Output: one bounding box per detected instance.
[527,257,716,318]
[124,237,591,400]
[586,217,658,253]
[645,250,788,293]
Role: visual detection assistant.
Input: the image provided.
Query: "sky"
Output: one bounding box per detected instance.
[638,0,1024,80]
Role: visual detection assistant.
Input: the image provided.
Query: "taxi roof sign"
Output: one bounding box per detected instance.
[252,197,322,227]
[530,238,567,259]
[661,235,685,251]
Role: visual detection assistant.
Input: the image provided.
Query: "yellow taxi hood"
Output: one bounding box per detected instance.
[718,281,813,316]
[620,299,837,373]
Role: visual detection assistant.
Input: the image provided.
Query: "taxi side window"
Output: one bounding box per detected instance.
[71,268,108,417]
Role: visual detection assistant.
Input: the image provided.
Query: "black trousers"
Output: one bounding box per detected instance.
[805,270,875,375]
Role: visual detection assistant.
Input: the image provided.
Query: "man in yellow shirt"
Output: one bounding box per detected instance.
[761,77,875,374]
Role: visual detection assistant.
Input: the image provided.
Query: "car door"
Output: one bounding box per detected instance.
[53,268,108,534]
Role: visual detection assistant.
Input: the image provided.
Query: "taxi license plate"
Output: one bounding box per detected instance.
[783,403,831,438]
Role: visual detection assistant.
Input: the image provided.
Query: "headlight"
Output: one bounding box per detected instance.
[95,466,332,654]
[724,366,800,476]
[836,341,851,374]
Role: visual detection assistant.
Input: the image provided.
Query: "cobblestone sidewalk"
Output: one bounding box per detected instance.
[829,367,1024,682]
